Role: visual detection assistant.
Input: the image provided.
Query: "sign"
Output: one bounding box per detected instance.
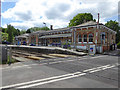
[89,45,96,55]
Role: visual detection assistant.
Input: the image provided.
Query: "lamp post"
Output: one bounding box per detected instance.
[43,22,46,29]
[43,22,46,46]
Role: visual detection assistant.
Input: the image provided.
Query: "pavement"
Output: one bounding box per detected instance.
[103,49,120,56]
[0,50,120,89]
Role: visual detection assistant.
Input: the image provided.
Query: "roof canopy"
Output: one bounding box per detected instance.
[39,33,71,39]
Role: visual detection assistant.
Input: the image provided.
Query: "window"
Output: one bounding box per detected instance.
[89,34,93,42]
[101,32,105,44]
[83,34,87,42]
[101,33,105,40]
[78,35,82,42]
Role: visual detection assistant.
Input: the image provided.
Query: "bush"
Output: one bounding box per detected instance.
[117,42,120,49]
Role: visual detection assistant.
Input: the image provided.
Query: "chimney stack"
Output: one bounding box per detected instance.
[50,25,53,30]
[97,13,100,29]
[97,13,99,24]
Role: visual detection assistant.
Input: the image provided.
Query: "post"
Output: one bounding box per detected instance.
[8,47,12,65]
[73,29,76,49]
[107,32,108,51]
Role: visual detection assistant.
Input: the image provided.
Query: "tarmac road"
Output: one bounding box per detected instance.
[1,53,120,89]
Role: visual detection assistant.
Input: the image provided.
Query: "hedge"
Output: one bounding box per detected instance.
[117,41,120,49]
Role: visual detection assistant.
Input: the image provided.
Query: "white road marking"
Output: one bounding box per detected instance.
[1,72,82,89]
[83,65,110,72]
[83,67,98,72]
[17,73,86,88]
[90,55,107,59]
[31,64,38,66]
[1,63,119,89]
[89,68,102,73]
[89,65,117,73]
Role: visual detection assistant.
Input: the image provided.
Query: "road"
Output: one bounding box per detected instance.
[1,54,120,89]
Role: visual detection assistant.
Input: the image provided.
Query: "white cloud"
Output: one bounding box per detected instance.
[1,0,19,2]
[2,0,120,30]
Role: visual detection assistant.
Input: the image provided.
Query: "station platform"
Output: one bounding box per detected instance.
[7,45,87,56]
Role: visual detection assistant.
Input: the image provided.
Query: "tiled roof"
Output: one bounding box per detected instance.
[16,33,29,38]
[73,21,100,27]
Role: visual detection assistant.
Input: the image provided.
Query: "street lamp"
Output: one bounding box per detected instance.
[43,22,46,46]
[43,22,46,28]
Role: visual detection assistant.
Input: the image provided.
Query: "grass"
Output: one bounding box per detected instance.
[0,56,17,65]
[7,56,17,64]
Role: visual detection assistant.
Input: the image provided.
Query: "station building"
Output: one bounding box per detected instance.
[16,21,117,53]
[15,33,29,45]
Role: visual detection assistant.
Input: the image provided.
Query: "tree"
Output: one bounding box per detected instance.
[13,28,20,36]
[2,32,8,41]
[26,27,50,33]
[20,30,26,35]
[1,28,7,33]
[105,20,120,43]
[26,29,31,33]
[69,13,94,27]
[7,24,13,43]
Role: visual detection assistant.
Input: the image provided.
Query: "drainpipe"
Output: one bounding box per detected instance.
[74,28,76,49]
[107,32,108,51]
[96,13,100,53]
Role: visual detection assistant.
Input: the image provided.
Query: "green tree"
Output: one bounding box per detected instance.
[13,28,20,36]
[7,24,13,43]
[26,29,31,33]
[1,28,7,33]
[20,30,26,35]
[105,20,120,43]
[2,32,8,41]
[26,27,50,33]
[69,13,94,27]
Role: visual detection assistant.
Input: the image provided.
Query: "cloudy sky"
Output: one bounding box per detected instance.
[1,0,119,30]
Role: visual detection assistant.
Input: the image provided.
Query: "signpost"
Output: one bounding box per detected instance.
[89,45,96,56]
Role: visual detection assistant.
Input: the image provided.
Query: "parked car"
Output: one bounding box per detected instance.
[2,41,10,44]
[30,44,36,46]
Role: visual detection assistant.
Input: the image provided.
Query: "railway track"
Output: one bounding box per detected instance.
[11,50,75,61]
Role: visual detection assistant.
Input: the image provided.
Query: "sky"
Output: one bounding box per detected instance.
[1,0,120,30]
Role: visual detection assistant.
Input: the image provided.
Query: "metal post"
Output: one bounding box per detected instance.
[8,47,12,65]
[107,32,108,51]
[74,29,76,49]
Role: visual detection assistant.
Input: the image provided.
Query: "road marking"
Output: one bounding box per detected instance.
[89,65,117,73]
[90,55,107,59]
[17,73,86,88]
[1,72,83,89]
[31,64,38,66]
[83,65,110,72]
[89,68,102,73]
[1,63,119,89]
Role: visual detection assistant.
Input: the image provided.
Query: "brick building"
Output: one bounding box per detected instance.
[16,21,116,53]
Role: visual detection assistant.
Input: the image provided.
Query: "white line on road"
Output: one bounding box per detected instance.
[83,65,110,72]
[89,65,117,73]
[17,73,86,88]
[0,72,82,89]
[1,63,119,89]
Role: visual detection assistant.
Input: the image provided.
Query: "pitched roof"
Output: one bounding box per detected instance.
[16,33,29,38]
[73,21,100,27]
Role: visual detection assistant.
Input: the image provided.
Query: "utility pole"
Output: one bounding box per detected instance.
[96,13,99,53]
[43,22,46,46]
